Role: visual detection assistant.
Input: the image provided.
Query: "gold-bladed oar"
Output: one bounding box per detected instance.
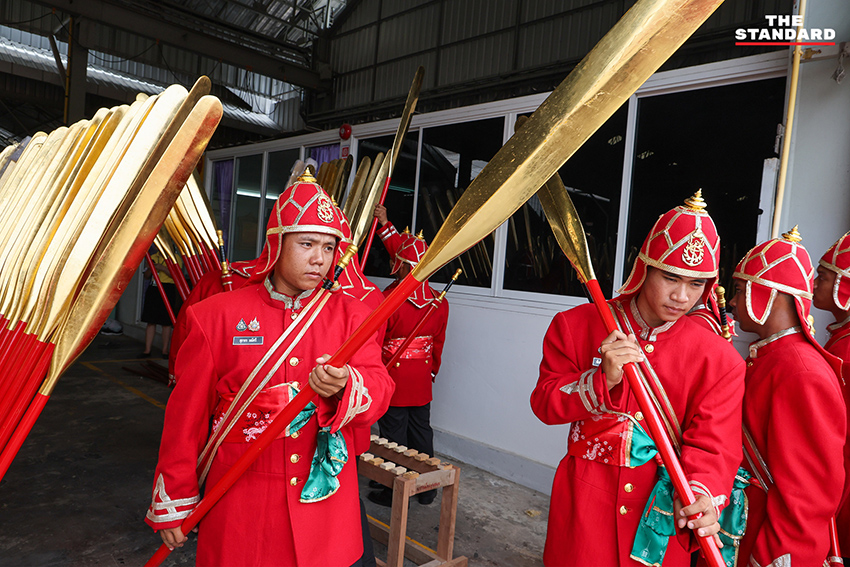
[359,66,424,265]
[341,156,371,220]
[0,94,223,479]
[143,2,726,564]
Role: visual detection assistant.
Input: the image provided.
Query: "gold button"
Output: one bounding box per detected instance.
[395,362,400,367]
[619,506,628,515]
[644,344,654,354]
[292,381,300,389]
[291,312,298,320]
[624,483,634,493]
[289,357,299,367]
[747,361,753,368]
[425,359,430,364]
[291,431,300,439]
[290,454,301,464]
[290,477,299,486]
[635,412,644,421]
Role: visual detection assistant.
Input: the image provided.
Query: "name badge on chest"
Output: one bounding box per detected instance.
[233,336,264,346]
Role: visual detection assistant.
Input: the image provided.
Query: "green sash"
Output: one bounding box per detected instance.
[288,401,349,503]
[630,467,752,566]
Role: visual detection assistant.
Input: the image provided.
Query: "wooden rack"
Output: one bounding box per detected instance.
[359,436,468,567]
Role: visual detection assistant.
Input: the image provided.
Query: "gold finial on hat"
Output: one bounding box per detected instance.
[297,168,317,183]
[403,226,411,235]
[331,196,338,206]
[683,189,706,211]
[416,230,424,240]
[782,225,802,243]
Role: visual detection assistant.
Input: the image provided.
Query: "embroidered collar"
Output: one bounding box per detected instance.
[264,276,315,310]
[629,297,675,342]
[748,326,802,359]
[827,313,850,337]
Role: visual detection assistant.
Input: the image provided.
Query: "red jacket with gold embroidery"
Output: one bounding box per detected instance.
[739,331,846,566]
[381,279,448,407]
[530,299,744,566]
[146,281,394,567]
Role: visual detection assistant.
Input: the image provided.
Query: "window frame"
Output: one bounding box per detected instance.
[203,51,787,311]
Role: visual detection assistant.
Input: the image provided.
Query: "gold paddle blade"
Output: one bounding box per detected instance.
[45,95,224,389]
[411,0,724,282]
[349,66,424,247]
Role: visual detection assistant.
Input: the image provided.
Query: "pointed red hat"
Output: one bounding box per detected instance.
[734,226,842,380]
[249,170,344,284]
[391,229,428,275]
[819,231,850,311]
[619,190,720,303]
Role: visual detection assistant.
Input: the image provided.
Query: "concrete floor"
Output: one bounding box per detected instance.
[0,332,548,566]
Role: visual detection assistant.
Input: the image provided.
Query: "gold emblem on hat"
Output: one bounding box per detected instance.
[682,226,707,267]
[316,192,335,223]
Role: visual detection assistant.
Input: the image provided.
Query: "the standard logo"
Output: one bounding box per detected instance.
[736,15,835,46]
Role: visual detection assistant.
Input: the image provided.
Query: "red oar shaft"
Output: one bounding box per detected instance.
[145,253,177,326]
[584,278,725,567]
[0,342,53,462]
[144,273,422,567]
[0,356,52,482]
[829,517,842,566]
[0,343,55,474]
[0,321,26,382]
[359,175,392,267]
[0,333,35,412]
[385,302,438,369]
[165,259,190,301]
[203,245,221,272]
[182,253,200,286]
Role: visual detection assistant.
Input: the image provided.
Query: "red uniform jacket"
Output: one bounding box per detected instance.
[739,331,846,566]
[146,282,394,567]
[826,316,850,553]
[382,279,449,407]
[531,299,745,566]
[167,263,252,384]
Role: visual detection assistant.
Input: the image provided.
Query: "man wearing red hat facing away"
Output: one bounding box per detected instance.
[531,191,746,566]
[145,171,394,567]
[813,230,850,559]
[729,227,846,566]
[369,204,449,507]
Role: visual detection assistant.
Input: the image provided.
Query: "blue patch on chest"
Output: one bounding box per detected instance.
[233,336,264,346]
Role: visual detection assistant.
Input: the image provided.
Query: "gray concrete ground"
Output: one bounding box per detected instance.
[0,332,547,566]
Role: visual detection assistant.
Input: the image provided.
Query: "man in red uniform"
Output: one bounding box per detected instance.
[813,230,850,557]
[369,204,449,506]
[531,192,745,566]
[145,172,394,567]
[730,226,846,566]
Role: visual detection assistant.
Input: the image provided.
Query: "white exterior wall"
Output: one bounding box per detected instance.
[779,1,850,337]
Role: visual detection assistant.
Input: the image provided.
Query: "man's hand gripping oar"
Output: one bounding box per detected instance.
[144,0,726,564]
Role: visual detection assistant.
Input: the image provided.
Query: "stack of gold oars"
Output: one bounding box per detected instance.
[0,76,223,481]
[155,172,224,300]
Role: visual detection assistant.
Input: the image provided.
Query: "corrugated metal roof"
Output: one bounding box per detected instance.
[0,33,280,133]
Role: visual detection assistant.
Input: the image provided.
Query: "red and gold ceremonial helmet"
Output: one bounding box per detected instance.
[618,190,720,303]
[250,170,345,282]
[819,231,850,310]
[733,226,813,326]
[734,226,842,379]
[391,229,428,275]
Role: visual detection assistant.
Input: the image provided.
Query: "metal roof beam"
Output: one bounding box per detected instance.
[31,0,324,90]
